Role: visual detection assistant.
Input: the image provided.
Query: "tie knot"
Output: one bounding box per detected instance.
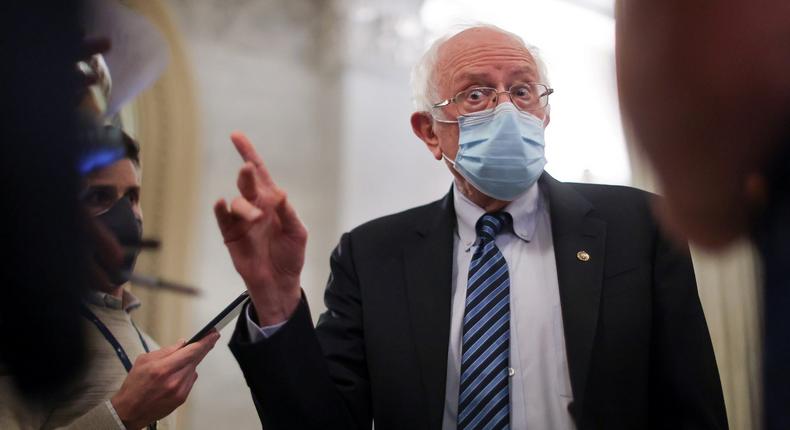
[475,212,510,243]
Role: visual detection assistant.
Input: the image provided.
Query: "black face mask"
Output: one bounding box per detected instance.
[96,196,143,285]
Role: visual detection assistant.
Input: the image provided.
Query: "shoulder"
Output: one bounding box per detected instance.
[328,196,449,265]
[563,182,657,221]
[566,182,655,204]
[347,197,445,242]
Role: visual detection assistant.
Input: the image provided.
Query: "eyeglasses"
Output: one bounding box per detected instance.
[432,83,553,121]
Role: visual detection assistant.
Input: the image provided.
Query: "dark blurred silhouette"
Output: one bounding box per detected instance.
[615,0,790,428]
[0,0,98,400]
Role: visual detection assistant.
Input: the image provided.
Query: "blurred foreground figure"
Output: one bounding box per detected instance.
[615,0,790,428]
[1,130,218,429]
[218,24,726,429]
[0,0,95,398]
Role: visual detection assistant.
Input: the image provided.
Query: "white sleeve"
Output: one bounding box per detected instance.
[245,304,288,343]
[104,400,127,430]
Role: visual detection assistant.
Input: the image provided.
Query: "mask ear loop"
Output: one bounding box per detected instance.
[432,110,458,166]
[539,104,550,126]
[442,153,456,167]
[429,110,459,164]
[433,116,459,124]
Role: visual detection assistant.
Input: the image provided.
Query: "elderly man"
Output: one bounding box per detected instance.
[217,25,727,429]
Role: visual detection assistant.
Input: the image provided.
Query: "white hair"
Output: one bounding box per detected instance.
[410,24,550,113]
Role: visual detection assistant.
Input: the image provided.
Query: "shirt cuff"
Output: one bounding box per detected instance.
[245,304,287,343]
[105,399,127,430]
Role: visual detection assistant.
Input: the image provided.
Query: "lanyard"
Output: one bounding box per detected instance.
[80,305,150,370]
[81,305,157,430]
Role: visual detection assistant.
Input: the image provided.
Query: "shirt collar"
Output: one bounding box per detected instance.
[453,180,542,249]
[85,288,142,313]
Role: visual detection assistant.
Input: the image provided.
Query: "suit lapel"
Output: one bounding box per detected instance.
[403,190,456,430]
[542,173,606,420]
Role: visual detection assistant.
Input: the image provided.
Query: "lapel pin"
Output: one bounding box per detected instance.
[576,250,590,262]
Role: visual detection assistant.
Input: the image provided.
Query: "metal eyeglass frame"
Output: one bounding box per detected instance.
[431,83,554,124]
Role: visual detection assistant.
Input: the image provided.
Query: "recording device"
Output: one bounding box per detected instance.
[187,291,250,344]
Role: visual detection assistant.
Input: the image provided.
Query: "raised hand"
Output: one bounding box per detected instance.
[214,132,307,326]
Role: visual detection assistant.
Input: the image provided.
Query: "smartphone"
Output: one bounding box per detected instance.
[187,291,250,344]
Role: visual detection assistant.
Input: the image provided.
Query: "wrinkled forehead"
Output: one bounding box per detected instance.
[434,28,537,97]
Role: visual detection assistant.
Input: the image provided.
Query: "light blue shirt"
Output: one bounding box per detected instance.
[444,182,575,430]
[247,182,576,429]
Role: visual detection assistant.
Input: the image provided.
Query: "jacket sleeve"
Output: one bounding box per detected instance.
[649,228,729,429]
[228,232,371,430]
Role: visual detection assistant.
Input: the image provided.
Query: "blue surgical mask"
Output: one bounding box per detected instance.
[443,102,547,201]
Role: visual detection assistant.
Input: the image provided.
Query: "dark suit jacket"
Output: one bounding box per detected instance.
[757,147,790,430]
[230,173,728,430]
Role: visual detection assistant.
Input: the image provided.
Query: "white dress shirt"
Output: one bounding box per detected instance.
[247,182,576,429]
[443,182,575,430]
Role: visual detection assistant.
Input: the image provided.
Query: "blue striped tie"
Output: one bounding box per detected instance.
[458,212,511,430]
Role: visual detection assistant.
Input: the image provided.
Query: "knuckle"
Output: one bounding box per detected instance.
[166,379,181,394]
[150,367,168,380]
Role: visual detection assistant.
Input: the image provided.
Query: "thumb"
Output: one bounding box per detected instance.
[274,194,306,238]
[213,199,235,235]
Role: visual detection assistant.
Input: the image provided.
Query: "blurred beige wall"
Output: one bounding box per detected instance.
[165,0,347,427]
[115,1,201,428]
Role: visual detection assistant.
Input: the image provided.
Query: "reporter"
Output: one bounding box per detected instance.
[0,130,218,429]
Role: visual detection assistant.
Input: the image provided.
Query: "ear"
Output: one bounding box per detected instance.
[411,111,443,160]
[543,105,551,128]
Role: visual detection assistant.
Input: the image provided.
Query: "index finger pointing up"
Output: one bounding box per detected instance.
[230,131,274,185]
